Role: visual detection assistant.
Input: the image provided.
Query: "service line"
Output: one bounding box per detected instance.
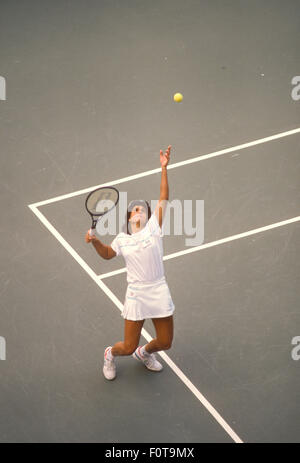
[98,215,300,279]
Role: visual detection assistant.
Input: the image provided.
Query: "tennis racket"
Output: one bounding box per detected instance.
[85,186,119,236]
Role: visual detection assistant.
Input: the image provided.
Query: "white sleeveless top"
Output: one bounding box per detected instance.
[110,213,165,284]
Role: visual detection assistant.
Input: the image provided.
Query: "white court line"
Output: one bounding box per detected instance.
[98,216,300,279]
[28,203,243,443]
[28,127,300,443]
[29,127,300,208]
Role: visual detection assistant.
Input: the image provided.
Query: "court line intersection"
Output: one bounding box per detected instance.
[28,127,300,443]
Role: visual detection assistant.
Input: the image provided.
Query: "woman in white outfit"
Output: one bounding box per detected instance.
[85,145,174,380]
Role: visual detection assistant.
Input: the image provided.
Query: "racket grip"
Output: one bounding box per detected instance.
[89,228,95,237]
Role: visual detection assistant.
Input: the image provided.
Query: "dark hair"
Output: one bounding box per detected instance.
[126,200,151,234]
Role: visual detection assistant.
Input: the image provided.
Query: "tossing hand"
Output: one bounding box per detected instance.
[160,145,171,168]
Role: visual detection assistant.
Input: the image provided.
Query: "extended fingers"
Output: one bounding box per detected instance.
[160,145,171,155]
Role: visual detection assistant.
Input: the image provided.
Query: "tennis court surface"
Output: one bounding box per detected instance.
[0,0,299,443]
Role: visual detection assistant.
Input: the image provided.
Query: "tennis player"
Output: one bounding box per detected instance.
[85,145,175,380]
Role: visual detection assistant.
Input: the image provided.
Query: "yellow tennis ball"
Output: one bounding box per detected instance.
[174,92,183,103]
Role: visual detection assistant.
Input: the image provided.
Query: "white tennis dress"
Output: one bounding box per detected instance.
[110,213,175,321]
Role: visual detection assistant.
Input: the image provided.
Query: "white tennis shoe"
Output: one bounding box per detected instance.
[133,346,163,372]
[103,346,116,380]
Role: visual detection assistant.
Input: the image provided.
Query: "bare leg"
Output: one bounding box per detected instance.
[111,319,145,357]
[144,316,174,354]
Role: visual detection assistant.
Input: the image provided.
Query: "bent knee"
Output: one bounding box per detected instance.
[159,341,172,351]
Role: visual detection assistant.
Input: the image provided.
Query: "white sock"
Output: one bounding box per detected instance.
[106,347,114,360]
[140,345,150,357]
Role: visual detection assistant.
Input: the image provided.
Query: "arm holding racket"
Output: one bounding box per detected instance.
[85,232,116,260]
[155,145,171,228]
[84,186,119,259]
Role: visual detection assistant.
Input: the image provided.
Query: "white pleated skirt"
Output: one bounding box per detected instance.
[122,276,175,321]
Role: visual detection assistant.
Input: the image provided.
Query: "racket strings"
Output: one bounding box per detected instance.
[86,187,119,216]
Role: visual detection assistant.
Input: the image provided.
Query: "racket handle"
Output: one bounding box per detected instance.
[89,228,95,237]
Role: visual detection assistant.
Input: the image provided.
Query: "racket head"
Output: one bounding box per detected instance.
[85,186,119,235]
[85,186,119,216]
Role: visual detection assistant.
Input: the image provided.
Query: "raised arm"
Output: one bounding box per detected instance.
[155,145,171,228]
[85,232,116,259]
